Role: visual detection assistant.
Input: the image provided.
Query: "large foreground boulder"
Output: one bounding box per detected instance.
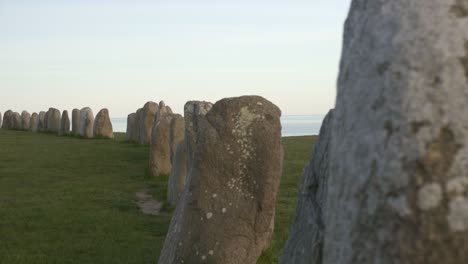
[71,108,80,135]
[78,107,94,138]
[167,140,188,207]
[126,113,136,141]
[94,108,113,138]
[46,108,61,133]
[280,110,333,264]
[30,113,39,132]
[149,103,174,176]
[139,101,158,144]
[59,110,70,136]
[323,1,468,264]
[158,96,283,264]
[38,111,46,132]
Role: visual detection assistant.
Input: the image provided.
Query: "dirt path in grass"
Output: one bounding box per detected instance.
[135,189,162,215]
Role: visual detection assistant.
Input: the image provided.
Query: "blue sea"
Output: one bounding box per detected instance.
[111,115,325,137]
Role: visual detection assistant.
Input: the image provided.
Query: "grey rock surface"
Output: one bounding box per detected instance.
[79,107,94,138]
[167,140,188,207]
[2,110,12,129]
[93,108,114,138]
[139,101,158,144]
[158,96,283,264]
[30,113,39,132]
[72,108,80,135]
[21,111,31,131]
[149,103,174,176]
[11,112,21,130]
[38,111,46,132]
[323,1,468,263]
[59,110,70,136]
[126,113,136,141]
[46,108,61,133]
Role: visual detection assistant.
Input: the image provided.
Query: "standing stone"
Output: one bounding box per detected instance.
[126,113,136,141]
[149,103,174,176]
[59,110,70,136]
[44,110,49,131]
[30,113,39,132]
[169,115,185,163]
[167,140,188,207]
[138,101,158,144]
[78,107,94,138]
[93,108,114,138]
[2,110,12,129]
[21,111,31,131]
[323,1,468,264]
[0,111,2,128]
[72,108,80,135]
[133,108,143,143]
[158,96,283,264]
[46,108,61,133]
[11,112,22,130]
[280,110,333,264]
[38,111,46,132]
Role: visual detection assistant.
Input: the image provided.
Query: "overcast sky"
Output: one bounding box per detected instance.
[0,0,350,117]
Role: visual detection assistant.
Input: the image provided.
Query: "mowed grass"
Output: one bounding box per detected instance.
[0,129,316,264]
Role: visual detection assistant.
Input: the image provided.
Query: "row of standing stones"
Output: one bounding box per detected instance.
[0,107,114,139]
[126,96,283,263]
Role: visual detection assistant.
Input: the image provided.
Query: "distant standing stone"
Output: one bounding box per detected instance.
[71,108,80,135]
[38,111,46,132]
[280,110,333,264]
[0,111,2,128]
[139,101,158,144]
[93,108,114,138]
[2,110,12,129]
[59,110,70,136]
[21,111,31,131]
[167,140,187,207]
[149,103,173,176]
[47,108,61,133]
[158,96,283,264]
[30,113,39,132]
[11,112,22,130]
[126,113,136,141]
[79,107,94,138]
[132,108,142,143]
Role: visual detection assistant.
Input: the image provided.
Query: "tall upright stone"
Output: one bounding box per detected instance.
[93,108,114,138]
[30,113,39,132]
[280,110,333,264]
[71,108,80,135]
[21,111,31,131]
[167,140,188,207]
[78,107,94,138]
[2,110,12,129]
[323,1,468,264]
[11,112,22,130]
[38,111,46,132]
[44,110,49,131]
[169,114,185,163]
[149,103,174,176]
[138,101,158,144]
[59,110,70,136]
[126,113,136,141]
[0,111,2,128]
[46,108,61,133]
[133,108,143,143]
[158,96,283,264]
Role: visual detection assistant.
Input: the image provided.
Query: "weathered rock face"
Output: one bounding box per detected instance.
[169,115,185,162]
[44,111,49,131]
[167,140,188,207]
[11,112,22,130]
[46,108,61,133]
[149,104,174,176]
[323,2,468,264]
[2,110,12,129]
[280,110,333,264]
[132,108,143,143]
[78,107,94,138]
[126,113,136,141]
[93,108,114,138]
[71,108,80,135]
[20,111,31,131]
[139,101,158,144]
[30,113,39,132]
[59,110,70,136]
[158,96,283,264]
[0,112,2,128]
[38,111,46,132]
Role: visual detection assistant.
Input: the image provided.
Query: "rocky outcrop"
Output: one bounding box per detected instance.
[126,113,136,141]
[78,107,94,138]
[38,111,46,132]
[139,101,158,144]
[71,108,80,135]
[323,1,468,264]
[46,108,61,133]
[158,96,283,264]
[280,110,333,264]
[30,113,39,132]
[59,110,70,136]
[167,140,188,207]
[93,108,114,138]
[149,103,174,176]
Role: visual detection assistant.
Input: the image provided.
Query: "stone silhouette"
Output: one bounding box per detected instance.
[2,110,12,129]
[139,101,158,144]
[78,107,94,138]
[38,111,46,132]
[59,110,70,136]
[323,1,468,264]
[0,112,2,128]
[93,108,114,138]
[280,110,333,264]
[44,110,49,131]
[167,140,188,207]
[11,112,22,130]
[126,113,136,141]
[158,96,283,264]
[46,108,61,133]
[132,108,142,143]
[169,115,185,163]
[149,103,174,176]
[72,108,80,135]
[30,113,39,132]
[21,111,31,131]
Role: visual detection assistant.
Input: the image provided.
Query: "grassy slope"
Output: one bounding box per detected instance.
[0,129,315,263]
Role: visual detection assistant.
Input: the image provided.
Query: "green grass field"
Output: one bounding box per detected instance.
[0,129,316,264]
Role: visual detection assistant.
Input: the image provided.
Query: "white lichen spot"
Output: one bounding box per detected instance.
[206,212,213,219]
[201,255,206,260]
[417,183,442,210]
[257,102,263,105]
[448,196,468,232]
[222,208,227,213]
[212,193,217,198]
[208,250,214,255]
[446,177,468,195]
[178,242,183,246]
[387,195,411,217]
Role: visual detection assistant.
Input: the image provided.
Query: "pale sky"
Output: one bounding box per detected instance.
[0,0,350,117]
